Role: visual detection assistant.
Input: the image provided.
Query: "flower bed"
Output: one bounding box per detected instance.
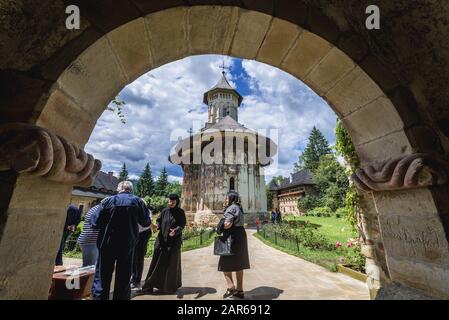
[256,217,366,273]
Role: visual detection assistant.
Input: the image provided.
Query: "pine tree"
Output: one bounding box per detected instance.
[155,167,169,197]
[136,163,155,198]
[119,162,129,180]
[294,126,331,172]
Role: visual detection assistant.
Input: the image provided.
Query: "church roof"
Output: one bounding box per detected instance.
[291,169,315,185]
[268,169,315,191]
[211,72,234,90]
[73,171,120,197]
[203,72,243,105]
[203,115,251,132]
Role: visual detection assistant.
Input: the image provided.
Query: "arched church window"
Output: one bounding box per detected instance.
[230,177,235,191]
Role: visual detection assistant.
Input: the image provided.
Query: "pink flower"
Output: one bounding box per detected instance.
[335,241,342,248]
[347,242,353,247]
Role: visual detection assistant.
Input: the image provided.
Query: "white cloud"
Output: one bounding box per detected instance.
[85,55,337,184]
[238,60,337,180]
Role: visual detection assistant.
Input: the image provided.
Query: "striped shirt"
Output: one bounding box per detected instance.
[77,205,100,246]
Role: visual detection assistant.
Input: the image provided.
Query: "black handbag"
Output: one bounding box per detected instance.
[213,233,234,256]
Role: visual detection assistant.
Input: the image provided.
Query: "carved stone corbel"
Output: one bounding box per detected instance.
[351,153,449,192]
[0,123,101,187]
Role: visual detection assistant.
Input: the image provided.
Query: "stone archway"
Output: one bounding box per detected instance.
[1,2,449,300]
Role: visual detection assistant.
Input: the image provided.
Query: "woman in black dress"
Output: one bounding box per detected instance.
[219,191,250,299]
[141,194,186,294]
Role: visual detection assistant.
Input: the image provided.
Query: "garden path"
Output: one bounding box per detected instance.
[64,229,369,300]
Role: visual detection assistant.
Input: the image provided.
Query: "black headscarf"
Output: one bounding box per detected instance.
[227,191,239,205]
[168,193,180,208]
[226,191,244,214]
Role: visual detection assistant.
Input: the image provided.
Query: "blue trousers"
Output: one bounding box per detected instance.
[79,243,99,267]
[92,246,134,300]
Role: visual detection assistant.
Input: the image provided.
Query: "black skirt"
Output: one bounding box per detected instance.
[218,226,250,272]
[143,242,182,293]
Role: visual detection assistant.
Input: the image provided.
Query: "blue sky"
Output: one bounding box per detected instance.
[85,55,337,183]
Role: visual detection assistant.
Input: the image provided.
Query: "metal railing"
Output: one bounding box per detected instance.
[258,225,302,254]
[63,228,216,256]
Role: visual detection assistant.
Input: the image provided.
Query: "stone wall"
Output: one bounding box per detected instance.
[0,176,71,299]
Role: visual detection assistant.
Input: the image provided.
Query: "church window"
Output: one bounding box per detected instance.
[230,177,235,191]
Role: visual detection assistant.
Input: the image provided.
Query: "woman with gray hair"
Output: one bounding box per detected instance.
[219,191,250,299]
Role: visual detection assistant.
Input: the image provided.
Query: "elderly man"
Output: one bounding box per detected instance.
[91,181,156,300]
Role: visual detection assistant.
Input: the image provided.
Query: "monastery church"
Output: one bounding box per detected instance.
[169,71,277,224]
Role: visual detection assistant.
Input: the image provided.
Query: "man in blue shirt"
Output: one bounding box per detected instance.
[91,181,155,300]
[55,204,81,266]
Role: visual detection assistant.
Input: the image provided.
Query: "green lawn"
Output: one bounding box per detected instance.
[285,215,357,244]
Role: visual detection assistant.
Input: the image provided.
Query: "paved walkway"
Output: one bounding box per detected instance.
[64,230,369,300]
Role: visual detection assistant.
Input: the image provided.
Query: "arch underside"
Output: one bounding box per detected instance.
[1,2,449,300]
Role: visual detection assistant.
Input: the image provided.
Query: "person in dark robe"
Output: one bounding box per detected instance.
[141,193,186,294]
[90,181,154,300]
[270,210,277,224]
[275,208,282,224]
[55,204,82,266]
[219,191,250,299]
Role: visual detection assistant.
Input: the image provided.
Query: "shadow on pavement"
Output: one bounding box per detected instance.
[176,286,218,299]
[132,286,217,299]
[238,286,284,300]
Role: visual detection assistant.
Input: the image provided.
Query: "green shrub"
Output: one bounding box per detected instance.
[296,227,334,250]
[335,207,347,219]
[262,223,334,251]
[307,206,333,217]
[144,195,168,213]
[343,245,366,273]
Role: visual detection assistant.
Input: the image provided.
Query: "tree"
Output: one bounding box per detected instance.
[272,175,285,186]
[294,126,331,172]
[266,176,284,210]
[143,195,168,214]
[313,154,349,211]
[119,162,129,180]
[155,167,169,197]
[136,163,155,198]
[165,181,182,197]
[298,194,322,211]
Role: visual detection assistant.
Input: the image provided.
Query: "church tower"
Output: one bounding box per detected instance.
[203,71,243,128]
